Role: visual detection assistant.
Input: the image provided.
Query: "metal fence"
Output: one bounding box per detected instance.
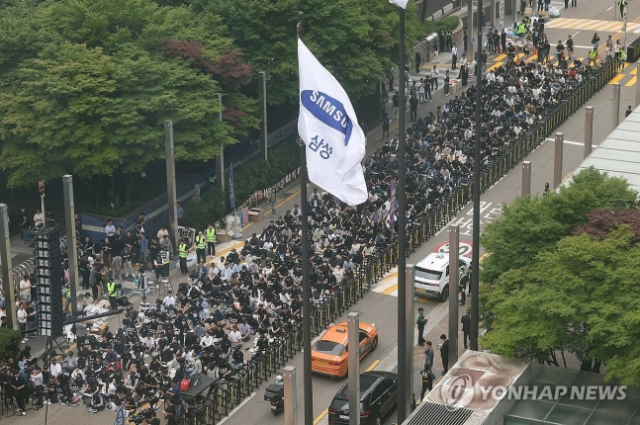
[173,58,619,425]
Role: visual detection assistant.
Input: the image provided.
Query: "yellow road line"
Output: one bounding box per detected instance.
[609,73,626,84]
[562,172,573,183]
[382,284,399,295]
[494,53,507,61]
[366,359,381,372]
[632,67,638,75]
[487,61,504,72]
[314,408,328,425]
[626,76,637,86]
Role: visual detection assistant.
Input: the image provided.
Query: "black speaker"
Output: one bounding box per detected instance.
[32,224,64,337]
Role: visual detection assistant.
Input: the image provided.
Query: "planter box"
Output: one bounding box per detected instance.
[248,208,264,222]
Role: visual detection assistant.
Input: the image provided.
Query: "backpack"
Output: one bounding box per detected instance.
[180,378,191,392]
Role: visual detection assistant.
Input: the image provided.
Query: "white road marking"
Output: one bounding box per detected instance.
[607,5,614,10]
[544,138,598,147]
[217,392,257,425]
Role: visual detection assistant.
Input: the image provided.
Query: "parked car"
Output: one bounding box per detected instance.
[328,371,398,425]
[311,321,378,378]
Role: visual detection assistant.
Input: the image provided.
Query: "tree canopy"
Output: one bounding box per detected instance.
[0,0,258,200]
[479,168,640,386]
[480,226,640,387]
[195,0,421,106]
[480,167,638,288]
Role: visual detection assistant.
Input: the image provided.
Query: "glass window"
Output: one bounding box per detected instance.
[314,340,345,356]
[415,267,441,281]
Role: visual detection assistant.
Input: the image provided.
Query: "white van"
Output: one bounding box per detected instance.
[414,253,471,302]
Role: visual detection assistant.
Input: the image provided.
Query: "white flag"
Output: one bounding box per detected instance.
[297,38,368,206]
[389,0,408,8]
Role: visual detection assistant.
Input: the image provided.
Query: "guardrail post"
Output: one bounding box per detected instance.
[613,83,621,127]
[585,106,594,158]
[553,133,564,189]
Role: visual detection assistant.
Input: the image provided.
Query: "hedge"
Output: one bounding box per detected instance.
[184,137,300,230]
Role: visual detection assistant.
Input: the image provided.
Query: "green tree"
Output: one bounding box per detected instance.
[480,226,640,386]
[0,328,22,363]
[197,0,420,106]
[0,0,258,205]
[481,167,638,287]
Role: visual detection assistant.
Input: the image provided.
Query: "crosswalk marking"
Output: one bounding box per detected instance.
[487,61,504,72]
[545,18,640,33]
[632,67,638,75]
[626,76,637,87]
[494,53,507,61]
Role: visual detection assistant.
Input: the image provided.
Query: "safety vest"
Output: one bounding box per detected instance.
[621,49,627,61]
[196,235,206,250]
[66,287,71,298]
[516,24,526,35]
[619,0,626,6]
[162,250,170,265]
[179,243,188,258]
[589,50,597,60]
[206,228,216,242]
[107,281,117,297]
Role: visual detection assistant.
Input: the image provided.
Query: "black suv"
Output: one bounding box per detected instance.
[328,371,398,425]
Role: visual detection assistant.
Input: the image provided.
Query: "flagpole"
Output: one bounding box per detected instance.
[470,1,483,352]
[396,5,410,424]
[297,11,314,425]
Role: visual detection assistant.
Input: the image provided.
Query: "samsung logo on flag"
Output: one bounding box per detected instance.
[301,90,353,145]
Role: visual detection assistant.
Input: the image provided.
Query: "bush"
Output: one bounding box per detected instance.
[184,137,300,229]
[421,16,460,36]
[0,328,22,363]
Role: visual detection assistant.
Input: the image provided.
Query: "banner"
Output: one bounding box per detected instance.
[114,407,126,425]
[389,180,397,228]
[297,38,368,206]
[229,162,236,210]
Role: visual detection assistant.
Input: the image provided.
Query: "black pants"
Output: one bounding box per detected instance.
[179,257,188,275]
[196,249,206,264]
[421,379,433,398]
[463,330,470,349]
[91,284,99,300]
[415,62,420,73]
[410,108,417,121]
[109,296,118,310]
[452,54,457,69]
[417,324,425,344]
[442,358,449,374]
[35,385,44,406]
[15,388,27,410]
[425,86,432,100]
[207,242,216,257]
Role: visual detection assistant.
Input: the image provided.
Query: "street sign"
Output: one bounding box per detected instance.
[434,240,473,258]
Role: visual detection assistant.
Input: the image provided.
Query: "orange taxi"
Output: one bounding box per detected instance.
[311,321,378,378]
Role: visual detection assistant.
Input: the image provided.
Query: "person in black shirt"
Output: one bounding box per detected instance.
[439,334,449,375]
[11,370,28,414]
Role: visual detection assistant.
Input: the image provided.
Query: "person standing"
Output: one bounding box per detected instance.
[439,334,449,375]
[432,40,439,63]
[461,314,471,349]
[121,243,135,277]
[409,94,418,122]
[463,27,468,52]
[591,32,600,50]
[424,78,432,102]
[451,45,458,69]
[416,307,427,346]
[415,51,421,73]
[206,223,216,258]
[195,231,207,265]
[392,92,399,120]
[19,275,31,303]
[625,105,633,118]
[20,207,31,245]
[421,365,435,399]
[566,35,574,59]
[26,301,37,338]
[417,79,425,103]
[619,0,627,19]
[382,114,390,141]
[571,0,576,6]
[269,189,277,217]
[107,274,118,310]
[178,239,189,275]
[445,27,453,51]
[444,70,450,97]
[11,370,28,415]
[430,65,439,91]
